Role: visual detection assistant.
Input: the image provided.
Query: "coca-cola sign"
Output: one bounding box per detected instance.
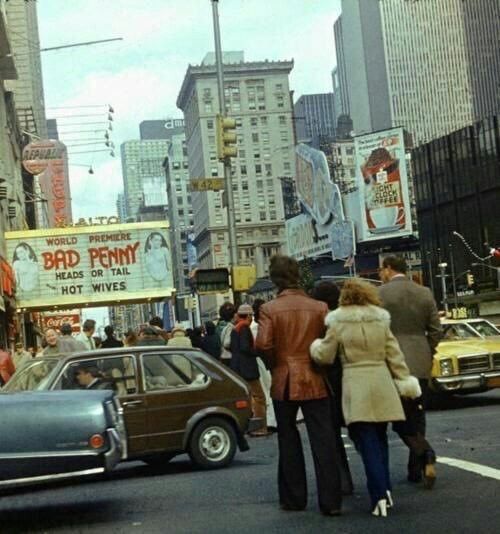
[41,312,81,332]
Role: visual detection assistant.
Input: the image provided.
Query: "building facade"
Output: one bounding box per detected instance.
[177,55,294,276]
[164,133,193,294]
[120,139,169,220]
[333,16,350,120]
[294,93,336,147]
[337,0,500,145]
[413,114,499,315]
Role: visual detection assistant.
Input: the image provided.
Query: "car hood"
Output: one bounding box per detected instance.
[437,339,500,357]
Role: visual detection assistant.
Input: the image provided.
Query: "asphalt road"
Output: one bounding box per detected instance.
[2,390,500,534]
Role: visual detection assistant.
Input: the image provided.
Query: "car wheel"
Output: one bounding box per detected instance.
[188,417,237,470]
[143,452,177,467]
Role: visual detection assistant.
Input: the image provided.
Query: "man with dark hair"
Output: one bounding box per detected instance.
[75,319,97,351]
[256,255,342,515]
[149,316,163,328]
[74,364,110,390]
[101,325,123,348]
[379,255,442,489]
[59,323,87,353]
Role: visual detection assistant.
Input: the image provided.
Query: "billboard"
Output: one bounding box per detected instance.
[286,144,355,261]
[354,127,412,241]
[41,310,81,333]
[6,222,174,310]
[23,139,72,227]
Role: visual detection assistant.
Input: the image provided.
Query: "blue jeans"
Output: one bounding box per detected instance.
[348,422,391,507]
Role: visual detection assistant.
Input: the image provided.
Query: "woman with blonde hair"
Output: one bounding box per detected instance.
[310,278,420,518]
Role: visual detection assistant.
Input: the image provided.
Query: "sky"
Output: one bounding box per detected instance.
[37,0,341,219]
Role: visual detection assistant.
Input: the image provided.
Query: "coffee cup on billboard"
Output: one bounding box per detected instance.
[370,206,404,229]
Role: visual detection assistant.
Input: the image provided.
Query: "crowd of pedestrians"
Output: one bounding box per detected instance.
[0,252,442,519]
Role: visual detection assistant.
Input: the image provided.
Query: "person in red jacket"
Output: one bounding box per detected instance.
[0,344,15,385]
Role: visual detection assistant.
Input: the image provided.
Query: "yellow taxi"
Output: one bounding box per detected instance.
[431,319,500,394]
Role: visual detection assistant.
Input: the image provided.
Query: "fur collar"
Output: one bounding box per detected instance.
[325,305,390,327]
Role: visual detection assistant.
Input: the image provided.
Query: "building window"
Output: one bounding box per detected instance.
[279,115,286,125]
[255,164,262,174]
[240,164,247,175]
[207,119,214,129]
[252,133,259,143]
[260,116,268,126]
[265,163,272,175]
[250,117,258,127]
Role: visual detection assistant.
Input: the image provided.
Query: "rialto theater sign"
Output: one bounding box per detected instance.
[5,221,174,311]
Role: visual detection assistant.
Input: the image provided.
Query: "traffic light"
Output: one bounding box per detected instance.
[216,114,237,160]
[466,273,475,286]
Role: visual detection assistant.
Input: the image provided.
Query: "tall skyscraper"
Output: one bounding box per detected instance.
[164,133,193,293]
[5,0,47,138]
[333,16,350,120]
[294,93,336,146]
[337,0,500,145]
[139,118,185,141]
[120,139,169,220]
[116,192,127,222]
[177,54,294,286]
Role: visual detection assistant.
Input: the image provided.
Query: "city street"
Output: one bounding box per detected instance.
[1,391,500,534]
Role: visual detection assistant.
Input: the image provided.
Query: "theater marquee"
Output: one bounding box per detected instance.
[6,222,174,311]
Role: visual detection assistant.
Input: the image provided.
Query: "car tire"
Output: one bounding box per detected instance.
[188,417,237,470]
[143,452,177,467]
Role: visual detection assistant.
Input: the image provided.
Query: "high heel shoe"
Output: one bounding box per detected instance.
[372,499,388,517]
[386,491,394,508]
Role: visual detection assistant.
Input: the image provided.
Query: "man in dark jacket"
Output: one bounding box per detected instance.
[101,325,124,348]
[230,304,267,436]
[379,255,442,489]
[256,255,341,515]
[200,321,222,359]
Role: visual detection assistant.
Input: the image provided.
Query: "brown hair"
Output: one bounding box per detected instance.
[382,255,407,274]
[339,278,381,307]
[269,255,300,291]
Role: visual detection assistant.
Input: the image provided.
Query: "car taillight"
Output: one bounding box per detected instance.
[235,400,249,409]
[89,433,105,449]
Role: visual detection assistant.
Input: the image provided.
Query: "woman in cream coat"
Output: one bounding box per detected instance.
[310,278,420,518]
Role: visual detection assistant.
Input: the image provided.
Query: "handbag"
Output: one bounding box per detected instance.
[393,375,422,399]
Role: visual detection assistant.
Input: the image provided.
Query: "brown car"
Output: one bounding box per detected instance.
[4,346,260,469]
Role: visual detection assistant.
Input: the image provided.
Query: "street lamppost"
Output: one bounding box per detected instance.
[437,262,449,314]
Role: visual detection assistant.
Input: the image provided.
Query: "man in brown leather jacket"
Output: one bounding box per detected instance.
[256,255,342,516]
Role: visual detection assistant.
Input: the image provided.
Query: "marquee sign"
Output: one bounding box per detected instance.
[6,221,174,310]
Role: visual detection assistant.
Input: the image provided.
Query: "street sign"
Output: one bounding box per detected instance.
[193,268,230,294]
[189,178,225,192]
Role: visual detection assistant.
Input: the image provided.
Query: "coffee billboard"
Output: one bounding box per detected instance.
[354,128,412,242]
[6,222,174,310]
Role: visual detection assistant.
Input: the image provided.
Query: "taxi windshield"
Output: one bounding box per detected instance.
[442,323,479,341]
[2,360,59,392]
[469,321,500,338]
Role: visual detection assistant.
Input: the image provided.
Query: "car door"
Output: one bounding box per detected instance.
[140,351,211,452]
[53,354,148,457]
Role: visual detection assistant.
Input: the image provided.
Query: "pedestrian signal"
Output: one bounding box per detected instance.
[216,115,237,160]
[466,273,475,286]
[193,268,230,294]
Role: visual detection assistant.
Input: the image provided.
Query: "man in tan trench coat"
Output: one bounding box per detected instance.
[379,255,442,489]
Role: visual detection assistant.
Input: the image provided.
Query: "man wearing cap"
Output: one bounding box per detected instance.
[230,303,268,436]
[167,326,193,348]
[256,255,342,516]
[59,323,87,353]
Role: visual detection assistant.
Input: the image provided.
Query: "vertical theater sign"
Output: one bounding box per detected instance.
[22,139,73,227]
[6,221,174,310]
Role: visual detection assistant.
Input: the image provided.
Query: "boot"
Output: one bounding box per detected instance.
[372,499,388,517]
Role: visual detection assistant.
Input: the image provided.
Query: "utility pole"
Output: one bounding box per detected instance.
[211,0,238,271]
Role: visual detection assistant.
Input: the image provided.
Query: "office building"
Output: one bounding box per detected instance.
[177,53,293,279]
[116,192,127,222]
[337,0,500,145]
[5,0,47,138]
[120,139,169,220]
[333,16,350,120]
[294,93,336,147]
[139,118,185,141]
[164,133,193,293]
